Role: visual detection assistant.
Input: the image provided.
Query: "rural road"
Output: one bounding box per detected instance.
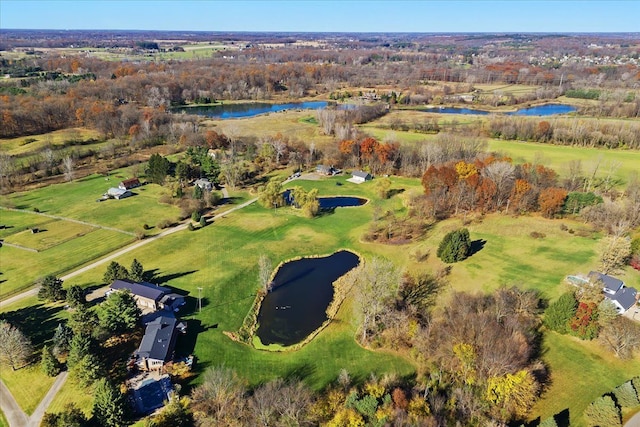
[626,411,640,427]
[27,371,68,427]
[0,196,258,309]
[0,377,28,427]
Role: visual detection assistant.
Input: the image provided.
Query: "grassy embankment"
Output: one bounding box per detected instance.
[0,169,185,299]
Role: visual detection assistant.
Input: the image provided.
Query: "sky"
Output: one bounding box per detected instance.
[1,1,639,33]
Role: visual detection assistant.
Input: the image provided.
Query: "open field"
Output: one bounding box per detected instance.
[0,227,134,299]
[531,332,640,427]
[46,380,93,418]
[0,172,181,234]
[0,128,103,156]
[3,220,96,251]
[488,138,640,186]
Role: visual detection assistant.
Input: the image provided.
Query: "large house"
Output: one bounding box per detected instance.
[109,280,185,312]
[589,271,638,314]
[194,178,214,191]
[134,316,179,371]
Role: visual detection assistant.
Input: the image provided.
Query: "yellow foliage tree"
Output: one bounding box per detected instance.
[455,161,478,180]
[453,342,477,385]
[326,408,366,427]
[485,369,538,420]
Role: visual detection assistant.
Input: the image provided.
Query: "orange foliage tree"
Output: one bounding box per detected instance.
[538,187,567,218]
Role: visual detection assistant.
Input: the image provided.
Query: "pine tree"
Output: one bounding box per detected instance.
[72,353,103,387]
[98,290,141,333]
[129,259,144,283]
[583,395,621,427]
[41,345,61,377]
[93,378,128,427]
[52,323,73,356]
[103,261,129,284]
[67,333,92,368]
[437,228,471,263]
[544,292,578,334]
[66,285,86,308]
[38,275,66,302]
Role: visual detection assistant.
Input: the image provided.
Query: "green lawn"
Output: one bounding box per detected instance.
[0,128,102,156]
[0,410,7,427]
[488,139,640,186]
[0,364,57,416]
[0,209,54,239]
[46,379,94,418]
[0,172,181,234]
[0,228,134,299]
[3,220,95,251]
[530,332,640,427]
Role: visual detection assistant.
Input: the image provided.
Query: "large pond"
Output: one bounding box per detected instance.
[420,104,576,116]
[256,250,360,346]
[173,101,329,119]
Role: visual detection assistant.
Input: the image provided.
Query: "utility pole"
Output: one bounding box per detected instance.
[197,286,203,313]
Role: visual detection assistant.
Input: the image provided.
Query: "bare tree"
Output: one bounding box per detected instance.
[0,320,32,370]
[599,317,640,359]
[191,366,247,427]
[258,255,273,292]
[62,155,75,181]
[353,257,402,344]
[483,161,515,209]
[599,235,632,274]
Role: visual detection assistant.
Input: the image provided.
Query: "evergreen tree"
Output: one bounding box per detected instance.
[93,378,128,427]
[98,290,141,334]
[66,285,86,308]
[41,345,61,377]
[583,395,621,427]
[146,153,171,185]
[129,259,144,283]
[68,305,98,336]
[199,215,207,227]
[544,292,578,334]
[103,261,129,284]
[72,353,103,387]
[52,323,73,355]
[67,333,92,368]
[38,275,66,302]
[437,228,471,263]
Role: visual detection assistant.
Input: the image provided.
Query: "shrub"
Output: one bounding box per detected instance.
[33,207,40,213]
[188,223,195,231]
[199,216,207,227]
[143,223,151,230]
[436,228,471,263]
[583,395,621,427]
[191,211,201,222]
[530,231,546,239]
[157,219,173,229]
[612,381,640,408]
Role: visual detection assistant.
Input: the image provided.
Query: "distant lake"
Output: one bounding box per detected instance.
[173,101,330,119]
[420,104,577,116]
[256,250,360,347]
[318,196,367,209]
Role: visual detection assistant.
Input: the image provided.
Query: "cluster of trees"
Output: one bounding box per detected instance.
[487,116,640,149]
[103,259,145,284]
[545,288,640,359]
[583,377,640,427]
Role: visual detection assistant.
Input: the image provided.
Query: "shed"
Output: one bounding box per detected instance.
[194,178,214,191]
[119,178,141,190]
[351,170,373,183]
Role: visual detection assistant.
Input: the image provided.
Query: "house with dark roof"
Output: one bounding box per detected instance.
[119,178,141,190]
[351,170,373,183]
[134,316,178,371]
[316,165,338,176]
[589,271,638,314]
[109,280,172,311]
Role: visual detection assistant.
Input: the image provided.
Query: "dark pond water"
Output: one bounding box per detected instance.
[256,250,360,346]
[318,196,367,209]
[173,101,329,119]
[420,104,576,116]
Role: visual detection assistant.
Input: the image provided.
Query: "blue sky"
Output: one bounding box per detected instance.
[1,1,639,33]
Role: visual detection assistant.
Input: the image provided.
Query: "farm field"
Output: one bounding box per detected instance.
[0,128,102,156]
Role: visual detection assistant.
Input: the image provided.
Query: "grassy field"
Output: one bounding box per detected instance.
[0,410,6,427]
[0,128,103,156]
[531,332,640,427]
[46,379,94,418]
[488,139,640,186]
[0,297,70,415]
[3,220,96,251]
[0,227,134,299]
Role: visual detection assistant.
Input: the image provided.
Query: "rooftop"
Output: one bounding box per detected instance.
[136,316,178,362]
[110,280,171,302]
[588,271,624,294]
[609,287,638,312]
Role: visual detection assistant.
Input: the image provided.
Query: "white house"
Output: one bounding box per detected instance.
[106,187,133,199]
[351,170,373,183]
[589,271,638,314]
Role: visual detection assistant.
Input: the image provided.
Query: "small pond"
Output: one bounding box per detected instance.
[318,196,367,209]
[256,250,360,346]
[419,104,576,116]
[173,101,330,119]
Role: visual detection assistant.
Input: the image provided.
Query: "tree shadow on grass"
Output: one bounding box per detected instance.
[0,303,64,351]
[468,239,486,257]
[282,362,316,383]
[144,269,197,285]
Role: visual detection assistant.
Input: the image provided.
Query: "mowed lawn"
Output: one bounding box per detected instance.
[488,139,640,186]
[0,228,133,299]
[3,220,95,251]
[531,332,640,427]
[0,127,102,156]
[0,171,181,234]
[0,410,7,427]
[0,296,70,415]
